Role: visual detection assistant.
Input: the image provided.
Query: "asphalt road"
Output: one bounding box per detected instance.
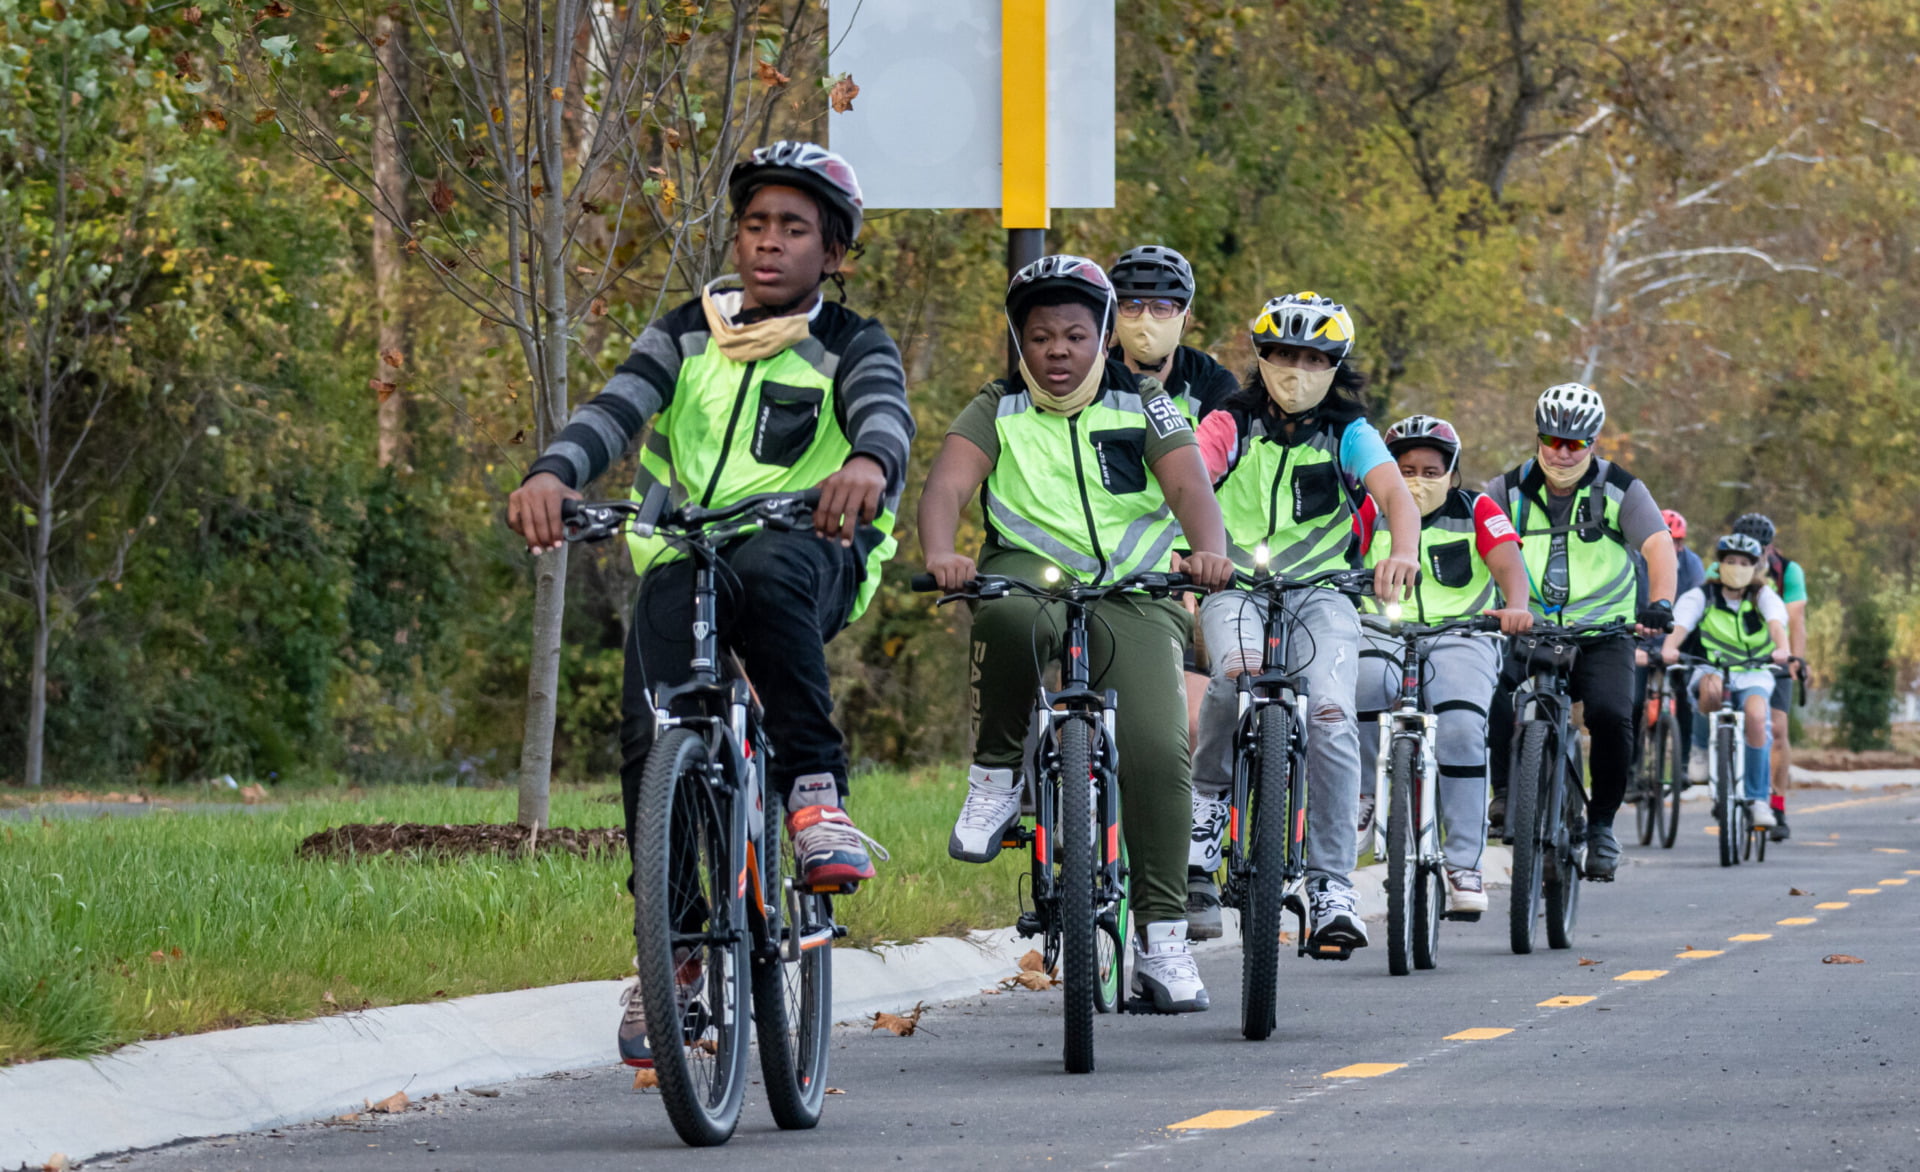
[119,787,1920,1172]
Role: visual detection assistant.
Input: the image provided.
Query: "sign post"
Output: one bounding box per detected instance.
[1001,0,1049,372]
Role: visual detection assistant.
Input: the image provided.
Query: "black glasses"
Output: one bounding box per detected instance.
[1118,298,1184,320]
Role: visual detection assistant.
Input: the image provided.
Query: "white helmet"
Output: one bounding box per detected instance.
[1535,383,1606,441]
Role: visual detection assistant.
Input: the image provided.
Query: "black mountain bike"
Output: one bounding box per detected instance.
[1215,565,1374,1041]
[1504,620,1636,955]
[913,568,1196,1073]
[1630,661,1686,849]
[563,488,841,1147]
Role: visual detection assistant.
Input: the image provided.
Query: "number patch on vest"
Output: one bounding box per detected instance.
[1143,395,1191,440]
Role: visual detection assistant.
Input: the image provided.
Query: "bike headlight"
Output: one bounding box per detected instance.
[1253,543,1270,570]
[1383,601,1403,622]
[1042,565,1061,585]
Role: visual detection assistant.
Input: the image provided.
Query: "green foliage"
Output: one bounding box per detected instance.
[1833,596,1896,752]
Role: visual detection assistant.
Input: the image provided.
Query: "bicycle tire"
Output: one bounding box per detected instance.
[1716,727,1739,867]
[1507,721,1550,955]
[1634,719,1658,846]
[1385,736,1416,977]
[1658,714,1683,849]
[633,727,749,1147]
[1058,718,1098,1074]
[751,782,831,1131]
[1095,838,1130,1015]
[1241,702,1291,1041]
[1544,754,1582,951]
[1755,812,1768,862]
[1408,737,1442,971]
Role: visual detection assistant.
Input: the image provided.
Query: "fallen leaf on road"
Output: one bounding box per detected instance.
[1822,954,1865,965]
[466,1087,500,1098]
[335,1112,361,1122]
[367,1091,409,1114]
[632,1069,658,1089]
[1789,888,1809,896]
[1006,971,1058,991]
[1018,949,1046,972]
[824,1087,846,1095]
[1578,957,1602,966]
[979,987,1003,995]
[871,1002,927,1036]
[42,1155,68,1172]
[1278,931,1295,944]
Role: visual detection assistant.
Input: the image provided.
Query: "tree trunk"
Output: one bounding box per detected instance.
[24,479,51,788]
[515,543,567,828]
[371,11,408,468]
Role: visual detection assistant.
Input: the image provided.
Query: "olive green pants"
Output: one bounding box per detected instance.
[968,549,1193,926]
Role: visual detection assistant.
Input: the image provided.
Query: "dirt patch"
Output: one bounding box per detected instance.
[1791,749,1920,772]
[298,822,626,861]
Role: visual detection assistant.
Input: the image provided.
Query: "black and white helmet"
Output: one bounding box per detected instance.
[1006,254,1117,329]
[1250,292,1355,361]
[1732,512,1776,547]
[728,140,864,243]
[1535,383,1606,441]
[1716,532,1765,561]
[1109,245,1196,301]
[1383,414,1462,471]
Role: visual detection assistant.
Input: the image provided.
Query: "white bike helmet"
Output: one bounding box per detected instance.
[1535,383,1606,441]
[1250,292,1354,361]
[1716,532,1765,561]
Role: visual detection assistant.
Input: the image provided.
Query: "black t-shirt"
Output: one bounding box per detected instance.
[1108,343,1239,420]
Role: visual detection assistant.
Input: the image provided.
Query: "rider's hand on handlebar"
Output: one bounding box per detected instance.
[1661,645,1679,666]
[1372,552,1419,605]
[507,471,581,555]
[1485,606,1534,635]
[924,551,977,593]
[1180,551,1235,591]
[1635,599,1674,638]
[813,455,887,547]
[1634,647,1649,667]
[1771,649,1792,668]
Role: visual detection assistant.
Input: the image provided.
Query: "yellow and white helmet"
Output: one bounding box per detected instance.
[1250,292,1355,361]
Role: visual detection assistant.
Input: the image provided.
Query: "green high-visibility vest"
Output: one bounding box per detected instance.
[628,335,895,622]
[1502,459,1636,624]
[1213,411,1360,575]
[983,382,1181,585]
[1364,489,1495,622]
[1697,589,1775,666]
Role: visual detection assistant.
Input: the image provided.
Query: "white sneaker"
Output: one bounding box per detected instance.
[1355,793,1377,853]
[1131,920,1210,1012]
[1189,793,1229,872]
[1444,867,1488,914]
[1687,747,1708,784]
[948,765,1021,862]
[1748,800,1777,828]
[1307,879,1369,957]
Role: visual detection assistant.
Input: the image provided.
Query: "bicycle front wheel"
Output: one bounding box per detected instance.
[1634,721,1658,846]
[1716,727,1740,867]
[751,785,832,1131]
[1658,714,1684,849]
[1241,702,1292,1041]
[1507,721,1550,955]
[633,727,750,1147]
[1544,751,1583,951]
[1385,736,1416,977]
[1058,718,1098,1074]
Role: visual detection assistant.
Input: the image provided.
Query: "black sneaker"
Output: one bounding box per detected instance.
[1583,824,1621,881]
[1185,872,1224,941]
[1770,808,1791,841]
[1487,792,1507,836]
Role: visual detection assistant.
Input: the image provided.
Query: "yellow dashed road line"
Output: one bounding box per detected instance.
[1815,902,1850,909]
[1872,847,1908,854]
[1729,933,1772,942]
[1168,1110,1272,1130]
[1445,1028,1513,1041]
[1847,888,1882,896]
[1614,970,1668,982]
[1880,878,1908,886]
[1676,949,1724,958]
[1777,917,1816,925]
[1322,1063,1405,1079]
[1538,995,1596,1007]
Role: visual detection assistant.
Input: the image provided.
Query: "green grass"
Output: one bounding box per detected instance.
[0,769,1021,1064]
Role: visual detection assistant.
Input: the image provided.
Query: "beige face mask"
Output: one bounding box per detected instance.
[701,278,814,363]
[1720,562,1757,590]
[1406,475,1450,517]
[1539,448,1593,491]
[1115,312,1185,369]
[1019,354,1103,415]
[1259,358,1336,414]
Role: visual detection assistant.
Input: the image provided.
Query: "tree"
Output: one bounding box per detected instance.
[1833,595,1895,752]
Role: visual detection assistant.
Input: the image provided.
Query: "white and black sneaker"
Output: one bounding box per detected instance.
[1444,866,1488,914]
[1748,800,1777,828]
[1185,871,1224,940]
[1131,920,1210,1013]
[948,765,1021,863]
[1306,879,1368,958]
[1355,792,1378,854]
[1189,793,1229,873]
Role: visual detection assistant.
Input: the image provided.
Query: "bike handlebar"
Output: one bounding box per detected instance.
[561,488,824,544]
[909,569,1196,603]
[1229,566,1376,597]
[1360,613,1503,638]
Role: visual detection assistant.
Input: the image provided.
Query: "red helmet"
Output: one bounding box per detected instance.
[1661,508,1687,540]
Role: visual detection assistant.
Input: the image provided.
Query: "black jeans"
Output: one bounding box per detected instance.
[619,528,862,846]
[1489,634,1637,827]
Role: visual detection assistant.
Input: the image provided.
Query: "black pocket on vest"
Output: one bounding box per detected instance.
[750,382,823,467]
[1428,539,1475,588]
[1292,461,1340,522]
[1089,429,1148,495]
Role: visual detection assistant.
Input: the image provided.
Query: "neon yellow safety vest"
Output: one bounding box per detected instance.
[1364,489,1496,623]
[1214,412,1359,575]
[1502,459,1636,624]
[983,383,1181,585]
[628,336,895,622]
[1697,590,1774,666]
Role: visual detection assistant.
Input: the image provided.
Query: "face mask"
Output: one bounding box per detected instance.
[1539,448,1593,491]
[1019,354,1103,415]
[1259,358,1336,414]
[1406,475,1450,517]
[1720,563,1756,590]
[1115,312,1185,369]
[702,277,814,362]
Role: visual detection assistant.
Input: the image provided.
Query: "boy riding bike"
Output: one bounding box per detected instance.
[507,141,913,1065]
[1106,245,1239,420]
[1660,532,1792,826]
[918,255,1234,1013]
[1187,293,1421,953]
[1484,384,1676,882]
[1353,415,1534,915]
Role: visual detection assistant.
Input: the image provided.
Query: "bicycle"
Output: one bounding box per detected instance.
[912,567,1197,1074]
[1503,620,1638,955]
[1358,612,1504,976]
[1673,654,1801,867]
[562,488,842,1147]
[1630,661,1687,850]
[1212,564,1374,1040]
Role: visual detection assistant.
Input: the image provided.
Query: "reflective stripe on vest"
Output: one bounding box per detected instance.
[1214,416,1356,575]
[1698,591,1774,666]
[1505,461,1635,624]
[983,386,1179,585]
[627,336,896,623]
[1364,491,1495,622]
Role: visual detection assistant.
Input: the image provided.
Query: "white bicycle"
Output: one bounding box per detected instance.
[1679,655,1796,867]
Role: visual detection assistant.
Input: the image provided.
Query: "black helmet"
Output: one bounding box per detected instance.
[727,140,864,243]
[1732,512,1776,547]
[1006,254,1117,330]
[1383,414,1462,470]
[1109,245,1195,301]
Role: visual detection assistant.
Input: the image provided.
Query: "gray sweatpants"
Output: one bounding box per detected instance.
[1356,632,1500,871]
[1193,587,1363,891]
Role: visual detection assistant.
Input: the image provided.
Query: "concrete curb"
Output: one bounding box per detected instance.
[0,848,1511,1169]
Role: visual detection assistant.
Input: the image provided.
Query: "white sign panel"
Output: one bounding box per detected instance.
[826,0,1115,210]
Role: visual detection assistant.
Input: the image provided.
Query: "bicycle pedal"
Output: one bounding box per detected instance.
[1309,942,1354,961]
[808,881,859,895]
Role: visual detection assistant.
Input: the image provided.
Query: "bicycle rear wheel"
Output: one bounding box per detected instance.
[1658,714,1683,849]
[1507,721,1550,956]
[1241,703,1292,1041]
[633,727,750,1147]
[1544,753,1583,951]
[1716,728,1739,868]
[1094,839,1130,1015]
[1385,736,1416,977]
[1633,720,1658,847]
[1058,719,1098,1074]
[751,784,831,1131]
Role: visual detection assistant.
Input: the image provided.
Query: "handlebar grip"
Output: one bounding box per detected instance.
[1473,615,1504,632]
[560,499,581,523]
[910,573,939,593]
